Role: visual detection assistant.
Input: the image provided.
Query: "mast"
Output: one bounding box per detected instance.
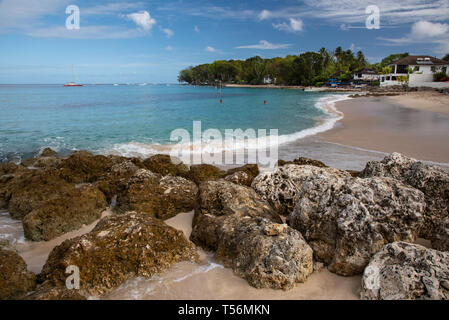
[72,64,75,83]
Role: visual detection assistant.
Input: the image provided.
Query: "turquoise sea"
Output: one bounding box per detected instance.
[0,84,348,162]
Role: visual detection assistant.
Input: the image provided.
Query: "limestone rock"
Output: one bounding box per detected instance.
[252,164,351,216]
[23,284,86,300]
[361,242,449,300]
[40,148,58,158]
[96,160,139,202]
[22,185,107,241]
[143,154,189,177]
[361,153,449,241]
[224,164,259,186]
[187,164,226,185]
[191,180,313,290]
[39,212,199,297]
[0,247,36,300]
[116,169,198,220]
[288,175,426,276]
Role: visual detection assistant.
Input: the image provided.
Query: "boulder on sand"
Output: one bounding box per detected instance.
[191,180,313,290]
[361,242,449,300]
[360,153,449,244]
[39,212,198,297]
[252,164,351,216]
[22,185,107,241]
[115,169,198,220]
[288,172,426,276]
[58,151,114,184]
[0,247,36,300]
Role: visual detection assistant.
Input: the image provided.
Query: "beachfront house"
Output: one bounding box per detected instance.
[353,68,380,81]
[380,55,449,88]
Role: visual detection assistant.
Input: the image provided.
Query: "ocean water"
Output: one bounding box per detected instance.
[0,84,348,162]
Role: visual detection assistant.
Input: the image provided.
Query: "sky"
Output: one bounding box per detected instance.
[0,0,448,84]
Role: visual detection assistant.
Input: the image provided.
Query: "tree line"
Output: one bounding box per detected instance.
[178,48,449,86]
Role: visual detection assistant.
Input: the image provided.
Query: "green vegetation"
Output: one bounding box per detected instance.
[434,72,449,82]
[442,54,449,62]
[178,47,373,86]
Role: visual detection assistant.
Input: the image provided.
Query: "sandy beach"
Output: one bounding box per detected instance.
[320,92,449,164]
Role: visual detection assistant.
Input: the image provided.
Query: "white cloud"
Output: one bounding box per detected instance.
[411,20,449,38]
[127,11,156,31]
[205,46,216,52]
[235,40,292,50]
[83,2,144,15]
[194,26,200,33]
[166,46,173,51]
[259,10,271,20]
[273,18,304,33]
[380,20,449,55]
[162,28,174,38]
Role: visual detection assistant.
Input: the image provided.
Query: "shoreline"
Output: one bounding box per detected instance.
[319,91,449,164]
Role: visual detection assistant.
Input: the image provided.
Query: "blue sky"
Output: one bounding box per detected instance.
[0,0,448,84]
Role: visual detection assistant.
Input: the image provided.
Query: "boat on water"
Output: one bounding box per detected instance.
[64,65,83,87]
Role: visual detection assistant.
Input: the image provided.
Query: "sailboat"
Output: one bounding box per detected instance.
[64,65,83,87]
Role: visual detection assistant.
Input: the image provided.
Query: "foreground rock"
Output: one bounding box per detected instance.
[22,185,107,241]
[224,164,259,186]
[187,164,226,185]
[432,218,449,252]
[0,247,36,300]
[287,168,426,276]
[361,242,449,300]
[22,282,86,300]
[143,154,189,177]
[252,165,351,216]
[21,148,61,169]
[361,153,449,245]
[116,169,198,220]
[278,157,327,168]
[39,212,199,297]
[191,180,313,290]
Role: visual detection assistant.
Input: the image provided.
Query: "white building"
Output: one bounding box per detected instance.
[353,68,380,81]
[380,55,449,87]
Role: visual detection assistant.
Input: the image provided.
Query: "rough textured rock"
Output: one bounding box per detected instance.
[288,175,426,276]
[7,170,79,219]
[252,164,351,216]
[191,180,313,290]
[40,148,58,158]
[187,164,226,185]
[143,154,189,177]
[224,164,259,186]
[0,163,27,209]
[0,247,36,300]
[116,169,198,220]
[39,212,198,297]
[278,157,327,168]
[22,148,61,169]
[360,153,449,241]
[58,151,115,183]
[432,218,449,252]
[361,242,449,300]
[22,185,107,241]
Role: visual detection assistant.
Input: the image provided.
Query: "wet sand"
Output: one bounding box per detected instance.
[319,96,449,164]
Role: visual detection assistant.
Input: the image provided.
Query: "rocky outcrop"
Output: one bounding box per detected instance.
[143,154,189,177]
[0,247,36,300]
[116,169,198,220]
[252,165,351,216]
[361,242,449,300]
[287,172,426,276]
[360,153,449,243]
[224,164,259,186]
[191,180,313,290]
[7,170,79,219]
[22,148,61,169]
[187,164,226,185]
[39,212,198,297]
[58,151,115,184]
[22,185,107,241]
